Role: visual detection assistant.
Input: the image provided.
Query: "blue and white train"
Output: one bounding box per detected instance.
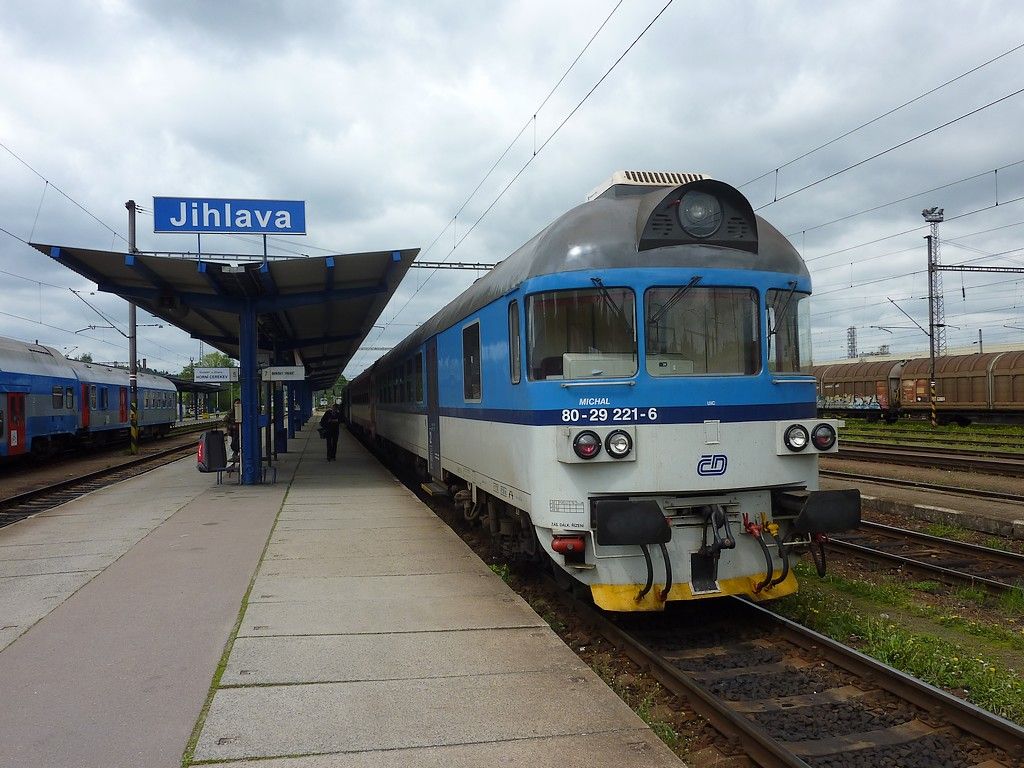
[346,171,860,612]
[0,336,177,459]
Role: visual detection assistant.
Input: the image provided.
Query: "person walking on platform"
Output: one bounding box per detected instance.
[320,404,341,461]
[225,398,241,463]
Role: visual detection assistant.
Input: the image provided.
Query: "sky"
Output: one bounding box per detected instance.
[2,0,1023,377]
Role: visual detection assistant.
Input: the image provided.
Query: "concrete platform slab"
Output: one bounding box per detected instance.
[221,627,580,686]
[266,529,466,559]
[0,552,115,577]
[0,540,129,559]
[276,514,431,530]
[256,552,487,578]
[188,730,681,768]
[239,592,545,636]
[193,671,644,762]
[0,438,305,768]
[248,571,509,602]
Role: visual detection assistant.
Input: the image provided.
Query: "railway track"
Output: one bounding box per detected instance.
[828,521,1024,595]
[0,441,198,528]
[819,468,1024,505]
[837,444,1024,476]
[568,594,1024,768]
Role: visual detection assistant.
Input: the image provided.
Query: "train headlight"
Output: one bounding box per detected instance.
[783,424,810,452]
[811,423,837,451]
[677,191,723,238]
[572,430,602,459]
[605,429,633,458]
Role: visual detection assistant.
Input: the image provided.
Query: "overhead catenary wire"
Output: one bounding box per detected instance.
[756,85,1024,212]
[740,41,1024,189]
[356,0,677,363]
[0,139,128,246]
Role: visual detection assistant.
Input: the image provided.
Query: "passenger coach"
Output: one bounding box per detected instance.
[347,171,859,611]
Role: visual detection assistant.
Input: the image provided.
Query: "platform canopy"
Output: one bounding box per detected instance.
[34,244,418,389]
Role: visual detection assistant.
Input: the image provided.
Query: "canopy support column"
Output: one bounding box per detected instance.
[273,383,287,454]
[287,384,297,439]
[239,302,262,484]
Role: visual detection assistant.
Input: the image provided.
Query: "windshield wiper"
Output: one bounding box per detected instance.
[590,276,631,333]
[649,275,702,326]
[768,280,798,335]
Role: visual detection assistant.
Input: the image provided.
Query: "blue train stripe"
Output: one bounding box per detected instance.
[377,402,815,425]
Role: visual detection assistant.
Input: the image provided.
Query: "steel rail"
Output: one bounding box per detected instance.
[837,445,1024,475]
[752,600,1024,758]
[551,583,811,768]
[829,520,1024,594]
[827,538,1017,594]
[820,468,1024,504]
[560,585,1024,765]
[0,442,197,526]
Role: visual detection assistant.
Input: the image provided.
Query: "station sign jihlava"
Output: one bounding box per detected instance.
[153,196,306,235]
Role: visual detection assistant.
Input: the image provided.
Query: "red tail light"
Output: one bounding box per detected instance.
[551,535,586,554]
[197,440,205,465]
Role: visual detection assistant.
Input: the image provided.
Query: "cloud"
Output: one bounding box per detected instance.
[1,0,1023,376]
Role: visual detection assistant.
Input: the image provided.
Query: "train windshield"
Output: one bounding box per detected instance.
[767,289,812,373]
[645,286,760,376]
[527,287,637,380]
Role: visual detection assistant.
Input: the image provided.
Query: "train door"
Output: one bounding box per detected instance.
[81,383,90,428]
[426,337,441,479]
[119,387,128,423]
[7,392,26,456]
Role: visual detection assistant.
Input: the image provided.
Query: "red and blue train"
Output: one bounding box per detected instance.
[0,336,177,459]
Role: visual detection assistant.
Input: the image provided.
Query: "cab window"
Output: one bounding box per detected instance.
[527,287,636,380]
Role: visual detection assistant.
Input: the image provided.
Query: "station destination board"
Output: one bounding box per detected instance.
[261,365,306,381]
[193,367,239,383]
[153,196,306,235]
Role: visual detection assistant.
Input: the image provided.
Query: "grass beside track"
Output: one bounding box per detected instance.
[773,561,1024,724]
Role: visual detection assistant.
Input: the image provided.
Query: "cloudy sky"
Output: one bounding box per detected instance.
[2,0,1023,377]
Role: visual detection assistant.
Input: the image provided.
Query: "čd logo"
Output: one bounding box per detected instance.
[697,454,728,476]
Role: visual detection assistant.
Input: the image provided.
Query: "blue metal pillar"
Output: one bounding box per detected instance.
[239,302,262,484]
[302,383,312,423]
[178,391,184,422]
[273,383,287,454]
[287,384,297,439]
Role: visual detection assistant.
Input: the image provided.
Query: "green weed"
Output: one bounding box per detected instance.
[488,562,511,582]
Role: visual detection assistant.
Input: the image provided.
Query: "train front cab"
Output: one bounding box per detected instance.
[516,292,861,609]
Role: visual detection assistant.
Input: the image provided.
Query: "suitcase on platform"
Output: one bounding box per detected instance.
[197,429,228,472]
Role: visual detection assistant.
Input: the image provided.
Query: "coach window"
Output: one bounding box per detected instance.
[414,352,423,402]
[90,385,98,409]
[508,301,521,384]
[52,385,64,409]
[767,289,812,373]
[527,287,636,380]
[462,322,482,401]
[645,286,760,376]
[65,386,74,409]
[405,359,415,402]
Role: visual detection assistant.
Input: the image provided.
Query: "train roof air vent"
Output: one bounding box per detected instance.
[586,170,710,201]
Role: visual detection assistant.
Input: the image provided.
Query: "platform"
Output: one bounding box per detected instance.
[0,423,682,768]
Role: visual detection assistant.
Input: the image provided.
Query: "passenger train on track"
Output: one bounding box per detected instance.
[345,171,861,612]
[0,336,177,460]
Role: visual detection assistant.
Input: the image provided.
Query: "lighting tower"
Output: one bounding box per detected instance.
[846,326,857,358]
[923,206,946,357]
